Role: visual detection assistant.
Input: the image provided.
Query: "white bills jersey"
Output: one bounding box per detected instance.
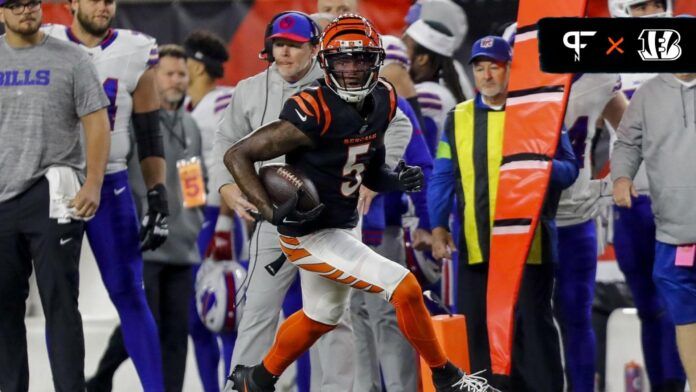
[619,73,657,194]
[44,24,158,174]
[557,73,621,227]
[416,81,457,154]
[185,87,234,172]
[185,87,234,206]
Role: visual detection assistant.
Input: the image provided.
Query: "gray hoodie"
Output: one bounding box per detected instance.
[612,74,696,244]
[210,60,412,193]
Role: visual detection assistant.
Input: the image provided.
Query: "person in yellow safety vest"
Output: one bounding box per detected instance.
[428,35,579,392]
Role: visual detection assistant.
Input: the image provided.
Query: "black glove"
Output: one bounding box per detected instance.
[140,183,169,251]
[268,190,325,226]
[395,160,424,193]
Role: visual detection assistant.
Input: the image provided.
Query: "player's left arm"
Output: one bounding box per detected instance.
[132,67,165,188]
[359,106,413,213]
[362,141,424,194]
[132,67,169,250]
[223,120,314,223]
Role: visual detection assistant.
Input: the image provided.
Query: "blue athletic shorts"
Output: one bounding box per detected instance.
[654,241,696,325]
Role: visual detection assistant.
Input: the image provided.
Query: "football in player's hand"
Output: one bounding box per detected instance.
[259,163,321,212]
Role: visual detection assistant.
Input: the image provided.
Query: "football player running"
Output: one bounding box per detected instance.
[44,0,167,390]
[223,15,490,392]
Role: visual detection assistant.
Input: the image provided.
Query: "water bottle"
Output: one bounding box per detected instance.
[625,361,643,392]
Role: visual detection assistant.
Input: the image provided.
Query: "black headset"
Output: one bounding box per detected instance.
[259,11,322,63]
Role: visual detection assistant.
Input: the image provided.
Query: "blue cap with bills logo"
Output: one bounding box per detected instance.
[269,12,315,43]
[469,35,512,64]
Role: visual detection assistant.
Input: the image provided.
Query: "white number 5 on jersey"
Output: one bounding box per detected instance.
[341,143,370,196]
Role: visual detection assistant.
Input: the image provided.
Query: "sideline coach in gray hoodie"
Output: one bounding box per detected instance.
[612,72,696,385]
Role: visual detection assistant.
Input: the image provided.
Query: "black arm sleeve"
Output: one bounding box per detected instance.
[132,110,164,160]
[362,144,401,193]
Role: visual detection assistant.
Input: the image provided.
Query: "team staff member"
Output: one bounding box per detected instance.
[608,2,687,390]
[0,0,110,390]
[429,36,578,392]
[46,0,170,389]
[88,45,204,392]
[612,71,696,388]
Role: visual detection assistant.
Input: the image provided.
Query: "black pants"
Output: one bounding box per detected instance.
[458,262,563,392]
[89,261,192,392]
[0,178,85,392]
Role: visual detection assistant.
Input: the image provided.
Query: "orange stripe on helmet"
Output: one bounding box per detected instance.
[321,14,381,53]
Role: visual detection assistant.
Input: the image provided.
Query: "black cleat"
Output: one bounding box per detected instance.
[224,365,275,392]
[432,362,495,392]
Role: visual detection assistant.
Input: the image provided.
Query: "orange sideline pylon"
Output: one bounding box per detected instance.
[420,314,470,392]
[486,0,588,377]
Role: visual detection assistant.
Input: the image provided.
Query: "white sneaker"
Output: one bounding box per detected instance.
[451,370,492,392]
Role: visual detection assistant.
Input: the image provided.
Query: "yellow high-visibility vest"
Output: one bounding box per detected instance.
[445,100,542,265]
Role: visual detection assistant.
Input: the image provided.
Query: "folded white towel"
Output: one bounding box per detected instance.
[45,166,91,223]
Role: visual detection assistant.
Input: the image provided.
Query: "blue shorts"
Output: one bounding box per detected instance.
[654,241,696,325]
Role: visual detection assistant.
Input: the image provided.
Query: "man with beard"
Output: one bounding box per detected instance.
[43,0,169,390]
[0,0,110,390]
[87,44,205,392]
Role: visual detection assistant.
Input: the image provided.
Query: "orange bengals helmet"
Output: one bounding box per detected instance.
[318,14,385,103]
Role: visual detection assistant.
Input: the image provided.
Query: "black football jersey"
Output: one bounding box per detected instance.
[277,78,398,236]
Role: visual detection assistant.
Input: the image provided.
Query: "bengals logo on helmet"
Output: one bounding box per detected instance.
[318,14,385,103]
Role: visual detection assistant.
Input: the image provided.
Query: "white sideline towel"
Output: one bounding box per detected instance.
[45,166,92,223]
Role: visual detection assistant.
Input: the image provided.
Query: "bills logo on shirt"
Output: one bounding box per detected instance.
[0,69,50,87]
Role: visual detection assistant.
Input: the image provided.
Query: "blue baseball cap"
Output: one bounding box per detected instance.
[269,12,315,43]
[469,35,512,64]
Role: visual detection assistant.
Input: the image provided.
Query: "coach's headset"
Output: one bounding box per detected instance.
[259,11,322,62]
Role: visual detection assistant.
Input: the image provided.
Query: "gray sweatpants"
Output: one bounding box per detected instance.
[351,226,418,392]
[230,221,354,391]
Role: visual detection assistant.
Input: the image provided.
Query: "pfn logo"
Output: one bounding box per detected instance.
[638,29,682,61]
[563,31,597,61]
